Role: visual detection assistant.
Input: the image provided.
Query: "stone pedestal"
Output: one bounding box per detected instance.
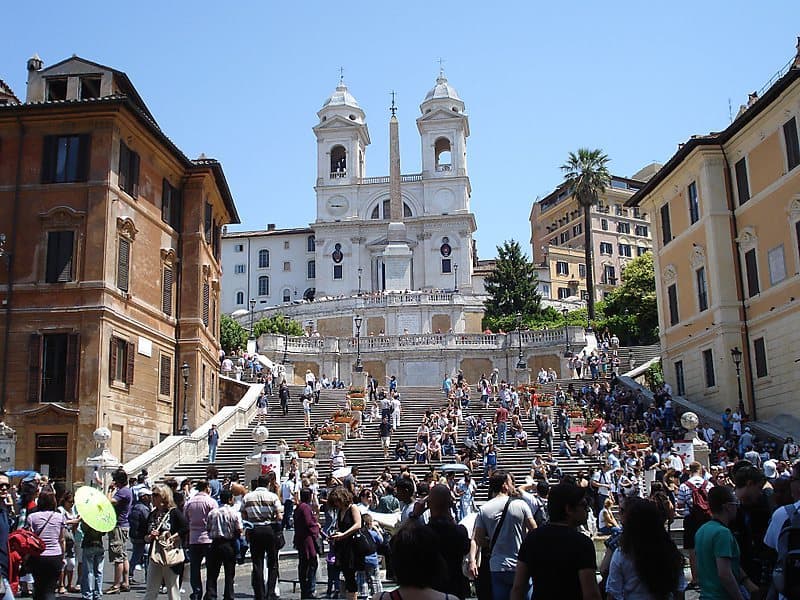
[315,439,334,467]
[244,452,262,489]
[693,438,710,469]
[513,368,530,387]
[351,371,368,391]
[247,338,257,355]
[382,231,413,291]
[84,427,121,489]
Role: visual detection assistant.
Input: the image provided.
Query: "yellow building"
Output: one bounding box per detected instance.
[530,173,654,301]
[627,46,800,432]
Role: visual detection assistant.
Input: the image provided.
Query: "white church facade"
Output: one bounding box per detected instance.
[221,72,478,322]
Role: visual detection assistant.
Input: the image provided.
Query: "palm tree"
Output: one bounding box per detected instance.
[561,148,611,323]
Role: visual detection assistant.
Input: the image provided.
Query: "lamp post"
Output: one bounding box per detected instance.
[282,315,290,365]
[453,263,459,292]
[515,311,526,370]
[0,233,11,419]
[730,346,746,417]
[179,362,190,435]
[357,267,363,296]
[249,298,256,339]
[354,315,363,372]
[561,307,572,357]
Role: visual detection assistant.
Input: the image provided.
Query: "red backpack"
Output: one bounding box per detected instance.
[685,479,712,517]
[9,528,46,559]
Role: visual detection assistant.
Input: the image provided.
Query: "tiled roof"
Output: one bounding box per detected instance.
[0,79,19,103]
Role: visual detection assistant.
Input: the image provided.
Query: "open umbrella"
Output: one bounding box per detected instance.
[440,463,470,474]
[74,486,117,533]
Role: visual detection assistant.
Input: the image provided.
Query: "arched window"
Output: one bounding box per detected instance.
[435,137,452,172]
[235,291,244,305]
[330,146,347,176]
[282,288,291,303]
[369,199,413,220]
[307,235,316,252]
[258,275,269,296]
[307,259,316,279]
[258,248,269,268]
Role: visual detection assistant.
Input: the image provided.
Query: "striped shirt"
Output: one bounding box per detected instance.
[241,487,281,524]
[676,475,712,517]
[206,504,243,540]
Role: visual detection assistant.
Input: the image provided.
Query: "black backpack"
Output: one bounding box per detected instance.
[773,505,800,597]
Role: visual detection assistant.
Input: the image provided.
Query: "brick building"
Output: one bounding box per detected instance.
[0,55,239,483]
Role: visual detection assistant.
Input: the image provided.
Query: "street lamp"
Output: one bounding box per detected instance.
[282,315,290,365]
[179,362,190,435]
[354,315,363,372]
[453,263,459,292]
[249,298,256,339]
[561,307,572,357]
[730,346,746,417]
[515,311,526,370]
[357,267,363,296]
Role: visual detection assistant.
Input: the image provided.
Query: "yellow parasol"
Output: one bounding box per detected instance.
[74,486,117,533]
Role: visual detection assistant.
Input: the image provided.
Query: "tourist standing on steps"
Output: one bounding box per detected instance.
[241,475,284,600]
[391,394,402,430]
[208,424,220,464]
[204,490,242,600]
[379,416,393,459]
[279,381,290,416]
[184,480,217,600]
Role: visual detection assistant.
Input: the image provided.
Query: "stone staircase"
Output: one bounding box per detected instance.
[166,382,603,503]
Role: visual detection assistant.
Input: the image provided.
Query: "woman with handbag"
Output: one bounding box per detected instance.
[144,484,188,600]
[26,492,66,600]
[328,486,363,600]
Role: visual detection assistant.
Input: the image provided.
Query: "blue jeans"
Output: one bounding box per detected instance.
[189,543,210,600]
[81,544,105,600]
[129,540,147,575]
[491,570,518,600]
[209,443,218,463]
[497,422,507,445]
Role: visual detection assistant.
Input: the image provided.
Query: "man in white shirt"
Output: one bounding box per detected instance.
[391,394,402,429]
[280,474,299,530]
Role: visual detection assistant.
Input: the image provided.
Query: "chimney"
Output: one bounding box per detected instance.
[267,224,276,231]
[27,54,43,72]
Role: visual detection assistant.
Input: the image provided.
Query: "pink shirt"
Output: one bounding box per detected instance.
[183,492,218,545]
[27,510,65,556]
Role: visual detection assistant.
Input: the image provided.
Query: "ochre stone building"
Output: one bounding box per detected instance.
[0,56,239,483]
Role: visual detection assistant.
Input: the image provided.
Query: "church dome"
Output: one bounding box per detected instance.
[322,81,361,109]
[423,73,462,103]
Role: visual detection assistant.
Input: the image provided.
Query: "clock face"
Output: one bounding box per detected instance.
[326,196,349,217]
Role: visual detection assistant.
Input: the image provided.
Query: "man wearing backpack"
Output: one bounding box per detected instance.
[763,468,800,600]
[676,461,714,589]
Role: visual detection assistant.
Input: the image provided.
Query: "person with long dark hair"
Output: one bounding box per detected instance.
[605,498,686,600]
[26,492,66,600]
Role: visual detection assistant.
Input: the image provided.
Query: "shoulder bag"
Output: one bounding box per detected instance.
[475,497,514,597]
[150,510,185,567]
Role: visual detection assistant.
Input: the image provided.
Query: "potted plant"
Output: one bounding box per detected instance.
[319,423,344,441]
[350,396,366,411]
[293,440,316,458]
[347,385,365,399]
[625,433,651,450]
[333,409,352,423]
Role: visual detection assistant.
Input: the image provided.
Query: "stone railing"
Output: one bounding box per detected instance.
[361,291,454,306]
[359,173,423,184]
[122,377,263,480]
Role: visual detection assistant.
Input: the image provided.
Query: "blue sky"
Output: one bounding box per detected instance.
[1,2,796,259]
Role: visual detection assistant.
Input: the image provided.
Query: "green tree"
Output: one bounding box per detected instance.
[483,240,542,329]
[220,314,247,355]
[602,252,658,345]
[561,148,611,322]
[253,313,305,337]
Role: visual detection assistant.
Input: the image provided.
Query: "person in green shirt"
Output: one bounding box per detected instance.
[694,485,759,600]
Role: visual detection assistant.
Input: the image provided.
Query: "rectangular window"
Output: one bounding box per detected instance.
[601,219,608,231]
[204,203,213,245]
[549,237,558,246]
[202,281,210,326]
[117,238,130,292]
[161,179,182,230]
[753,337,768,378]
[572,223,582,236]
[603,265,616,285]
[637,246,649,256]
[559,231,570,244]
[234,244,244,252]
[696,267,708,311]
[258,249,269,268]
[744,248,760,297]
[667,284,679,326]
[734,158,750,205]
[660,203,672,244]
[578,263,586,278]
[79,76,102,100]
[556,261,569,276]
[674,361,686,396]
[442,258,452,273]
[41,134,90,184]
[45,230,75,283]
[46,78,67,101]
[688,181,700,224]
[234,264,246,274]
[258,276,269,296]
[109,336,135,387]
[283,261,291,272]
[333,265,343,280]
[617,222,630,234]
[768,245,786,285]
[162,267,173,315]
[635,225,649,237]
[618,244,632,257]
[557,287,571,299]
[283,241,290,250]
[307,260,316,279]
[118,141,140,197]
[599,242,613,255]
[30,333,80,403]
[202,363,207,402]
[784,117,800,171]
[307,236,316,252]
[702,348,716,388]
[159,354,171,397]
[615,204,623,216]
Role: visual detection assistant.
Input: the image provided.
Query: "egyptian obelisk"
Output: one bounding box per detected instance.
[382,96,413,290]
